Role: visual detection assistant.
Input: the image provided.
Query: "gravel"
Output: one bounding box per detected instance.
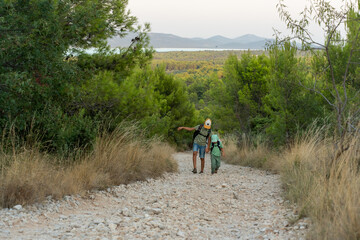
[0,152,310,239]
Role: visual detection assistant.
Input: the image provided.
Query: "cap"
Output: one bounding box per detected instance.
[211,134,219,143]
[204,118,211,129]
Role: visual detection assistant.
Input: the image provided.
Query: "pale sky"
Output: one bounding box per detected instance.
[127,0,353,42]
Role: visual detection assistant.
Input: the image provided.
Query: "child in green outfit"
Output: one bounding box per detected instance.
[210,134,225,174]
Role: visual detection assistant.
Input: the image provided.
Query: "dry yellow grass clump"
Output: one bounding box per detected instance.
[222,134,272,169]
[223,130,360,239]
[0,126,178,208]
[279,131,360,240]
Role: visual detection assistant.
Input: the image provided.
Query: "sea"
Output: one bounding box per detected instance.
[154,48,251,52]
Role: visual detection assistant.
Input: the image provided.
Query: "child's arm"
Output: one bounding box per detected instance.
[220,141,225,157]
[177,127,195,131]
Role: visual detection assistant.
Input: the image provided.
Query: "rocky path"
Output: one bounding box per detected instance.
[0,152,309,239]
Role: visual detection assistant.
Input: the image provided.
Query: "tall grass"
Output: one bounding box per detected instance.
[0,125,178,208]
[279,130,360,239]
[222,134,272,169]
[224,129,360,239]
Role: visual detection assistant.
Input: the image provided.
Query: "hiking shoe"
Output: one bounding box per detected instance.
[199,171,204,174]
[192,168,197,174]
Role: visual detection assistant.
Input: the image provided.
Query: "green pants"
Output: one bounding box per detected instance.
[211,154,221,173]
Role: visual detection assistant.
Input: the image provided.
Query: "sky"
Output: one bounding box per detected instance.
[127,0,352,42]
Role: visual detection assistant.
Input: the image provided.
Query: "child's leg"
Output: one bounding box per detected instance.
[216,156,221,170]
[214,155,220,173]
[211,154,216,174]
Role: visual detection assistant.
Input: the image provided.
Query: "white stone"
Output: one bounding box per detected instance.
[13,205,22,210]
[108,223,117,232]
[177,231,185,237]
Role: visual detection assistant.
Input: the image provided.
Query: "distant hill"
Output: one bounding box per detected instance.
[108,33,273,50]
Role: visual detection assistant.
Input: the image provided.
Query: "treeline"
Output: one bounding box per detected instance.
[2,0,359,153]
[158,39,359,146]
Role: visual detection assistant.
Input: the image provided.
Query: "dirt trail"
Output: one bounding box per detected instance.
[0,152,309,239]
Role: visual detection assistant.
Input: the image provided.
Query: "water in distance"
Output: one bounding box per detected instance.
[154,48,250,52]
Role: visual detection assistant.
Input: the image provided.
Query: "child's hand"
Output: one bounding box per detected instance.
[177,127,182,131]
[205,148,210,153]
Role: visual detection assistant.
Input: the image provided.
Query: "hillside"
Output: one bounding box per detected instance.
[108,33,273,49]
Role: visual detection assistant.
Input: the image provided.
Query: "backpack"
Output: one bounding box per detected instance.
[192,124,211,144]
[211,140,222,153]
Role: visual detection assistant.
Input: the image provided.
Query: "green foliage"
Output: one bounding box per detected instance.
[277,0,360,138]
[0,0,154,155]
[37,108,99,156]
[216,53,270,132]
[264,41,325,145]
[79,65,196,144]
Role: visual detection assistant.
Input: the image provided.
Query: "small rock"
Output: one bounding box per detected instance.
[70,223,81,228]
[233,192,239,200]
[93,218,104,224]
[177,231,185,237]
[13,205,22,210]
[108,223,117,232]
[144,207,162,215]
[152,208,162,215]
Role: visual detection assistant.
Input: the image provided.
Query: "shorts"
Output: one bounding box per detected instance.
[193,143,206,158]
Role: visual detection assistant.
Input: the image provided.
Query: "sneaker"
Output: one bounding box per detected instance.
[199,171,204,174]
[192,168,197,174]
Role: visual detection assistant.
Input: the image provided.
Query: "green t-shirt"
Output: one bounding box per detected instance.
[193,125,212,146]
[211,140,223,156]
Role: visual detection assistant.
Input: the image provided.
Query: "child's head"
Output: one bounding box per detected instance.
[211,134,220,143]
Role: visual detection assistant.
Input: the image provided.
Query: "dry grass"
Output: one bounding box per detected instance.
[0,126,178,208]
[280,131,360,240]
[222,134,272,169]
[223,129,360,239]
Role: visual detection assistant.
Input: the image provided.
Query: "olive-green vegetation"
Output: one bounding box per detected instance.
[0,0,196,156]
[156,48,330,143]
[0,0,190,207]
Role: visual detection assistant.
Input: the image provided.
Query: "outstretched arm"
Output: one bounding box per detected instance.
[177,126,196,131]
